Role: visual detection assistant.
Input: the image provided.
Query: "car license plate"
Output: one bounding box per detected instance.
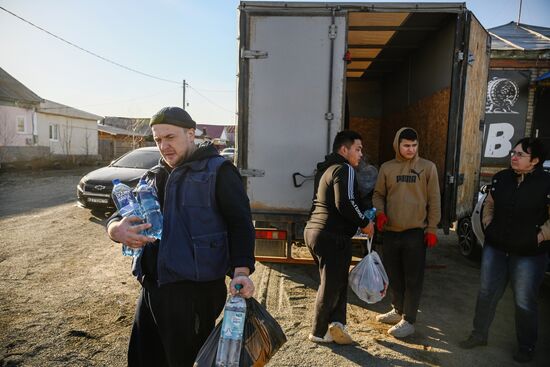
[88,197,108,204]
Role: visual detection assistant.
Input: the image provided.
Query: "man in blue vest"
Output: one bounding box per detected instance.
[107,106,255,367]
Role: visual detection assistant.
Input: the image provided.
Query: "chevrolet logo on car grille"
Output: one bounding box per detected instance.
[94,185,107,191]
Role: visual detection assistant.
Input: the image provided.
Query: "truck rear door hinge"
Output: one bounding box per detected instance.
[239,168,265,177]
[457,50,474,65]
[241,48,268,59]
[467,52,475,65]
[328,24,337,39]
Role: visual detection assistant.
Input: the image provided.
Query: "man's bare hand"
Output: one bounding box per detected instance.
[230,276,255,298]
[230,267,254,298]
[361,222,375,237]
[107,216,155,248]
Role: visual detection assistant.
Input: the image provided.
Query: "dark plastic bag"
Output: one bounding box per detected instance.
[194,297,287,367]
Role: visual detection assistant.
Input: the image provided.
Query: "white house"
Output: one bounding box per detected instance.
[37,100,101,157]
[0,67,102,164]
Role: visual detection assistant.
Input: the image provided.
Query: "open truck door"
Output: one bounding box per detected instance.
[237,5,346,261]
[443,12,490,233]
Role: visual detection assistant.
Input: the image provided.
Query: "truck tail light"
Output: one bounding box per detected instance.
[255,229,287,240]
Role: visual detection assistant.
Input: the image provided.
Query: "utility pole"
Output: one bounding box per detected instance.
[517,0,523,26]
[182,79,187,110]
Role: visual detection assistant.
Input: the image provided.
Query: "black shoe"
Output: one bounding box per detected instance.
[513,347,534,363]
[458,334,487,349]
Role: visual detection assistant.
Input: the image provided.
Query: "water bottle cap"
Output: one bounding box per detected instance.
[112,179,121,185]
[235,284,243,291]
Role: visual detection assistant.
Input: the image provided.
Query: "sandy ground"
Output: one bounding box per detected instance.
[0,168,549,367]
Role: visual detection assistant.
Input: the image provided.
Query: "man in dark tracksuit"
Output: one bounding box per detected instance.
[305,130,374,345]
[107,107,255,367]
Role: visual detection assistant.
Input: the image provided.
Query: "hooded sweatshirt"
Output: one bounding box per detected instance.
[372,127,441,234]
[306,152,370,237]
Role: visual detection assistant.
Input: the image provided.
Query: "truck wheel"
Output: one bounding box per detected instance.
[457,217,480,260]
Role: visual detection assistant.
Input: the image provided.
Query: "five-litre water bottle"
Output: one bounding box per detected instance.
[135,178,163,240]
[215,285,246,367]
[111,179,144,257]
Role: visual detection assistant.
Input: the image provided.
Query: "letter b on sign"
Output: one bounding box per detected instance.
[484,123,514,158]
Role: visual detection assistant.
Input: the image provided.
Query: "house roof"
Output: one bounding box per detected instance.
[101,116,152,135]
[489,22,550,51]
[0,67,43,105]
[38,100,102,121]
[196,124,231,139]
[97,123,150,137]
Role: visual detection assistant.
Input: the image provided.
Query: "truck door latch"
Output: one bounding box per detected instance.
[239,169,265,177]
[293,172,314,188]
[241,49,268,59]
[328,24,337,39]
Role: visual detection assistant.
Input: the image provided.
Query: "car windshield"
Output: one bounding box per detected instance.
[112,150,160,169]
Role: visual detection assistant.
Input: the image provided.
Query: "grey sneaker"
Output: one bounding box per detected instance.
[388,319,415,338]
[329,322,353,345]
[376,309,402,325]
[308,329,333,343]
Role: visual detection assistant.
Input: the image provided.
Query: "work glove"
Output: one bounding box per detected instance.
[376,213,388,232]
[424,233,438,248]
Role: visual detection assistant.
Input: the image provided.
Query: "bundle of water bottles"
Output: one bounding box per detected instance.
[111,178,163,257]
[194,291,287,367]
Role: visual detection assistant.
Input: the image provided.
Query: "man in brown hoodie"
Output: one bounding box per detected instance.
[372,127,441,338]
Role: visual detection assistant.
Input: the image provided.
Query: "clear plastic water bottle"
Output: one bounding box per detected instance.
[111,179,144,257]
[135,178,163,240]
[215,285,246,367]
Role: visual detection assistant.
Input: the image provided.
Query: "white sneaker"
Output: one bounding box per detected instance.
[308,329,333,343]
[388,319,415,338]
[329,322,353,345]
[376,309,402,325]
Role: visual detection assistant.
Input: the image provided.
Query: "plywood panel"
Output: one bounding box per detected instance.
[456,16,490,218]
[347,72,364,78]
[350,117,381,166]
[348,12,409,27]
[381,88,451,191]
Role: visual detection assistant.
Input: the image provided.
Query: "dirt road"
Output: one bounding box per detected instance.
[0,168,548,366]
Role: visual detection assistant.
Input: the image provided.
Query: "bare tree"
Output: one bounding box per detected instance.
[59,119,74,160]
[0,111,17,164]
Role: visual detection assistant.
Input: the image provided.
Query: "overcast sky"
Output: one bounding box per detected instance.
[1,0,549,124]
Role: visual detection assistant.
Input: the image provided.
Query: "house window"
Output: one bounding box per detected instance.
[49,124,59,141]
[16,116,26,133]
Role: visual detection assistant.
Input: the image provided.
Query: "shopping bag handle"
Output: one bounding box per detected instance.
[366,236,373,254]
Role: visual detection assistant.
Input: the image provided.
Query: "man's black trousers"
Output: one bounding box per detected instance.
[304,228,352,338]
[382,228,426,324]
[128,278,226,367]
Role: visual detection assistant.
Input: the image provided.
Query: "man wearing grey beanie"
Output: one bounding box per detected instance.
[107,106,256,366]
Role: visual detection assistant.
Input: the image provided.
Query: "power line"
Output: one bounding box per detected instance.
[187,84,235,114]
[0,5,181,85]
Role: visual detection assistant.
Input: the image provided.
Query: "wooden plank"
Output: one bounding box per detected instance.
[348,12,409,27]
[348,30,396,45]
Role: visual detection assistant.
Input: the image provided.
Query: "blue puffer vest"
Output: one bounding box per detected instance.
[134,155,229,285]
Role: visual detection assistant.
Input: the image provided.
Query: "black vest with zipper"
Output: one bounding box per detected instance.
[484,167,550,256]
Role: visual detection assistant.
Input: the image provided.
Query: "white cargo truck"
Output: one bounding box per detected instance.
[235,1,490,262]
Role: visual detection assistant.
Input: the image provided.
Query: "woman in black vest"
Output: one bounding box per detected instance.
[459,138,550,363]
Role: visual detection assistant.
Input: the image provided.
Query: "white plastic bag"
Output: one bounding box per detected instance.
[349,237,389,304]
